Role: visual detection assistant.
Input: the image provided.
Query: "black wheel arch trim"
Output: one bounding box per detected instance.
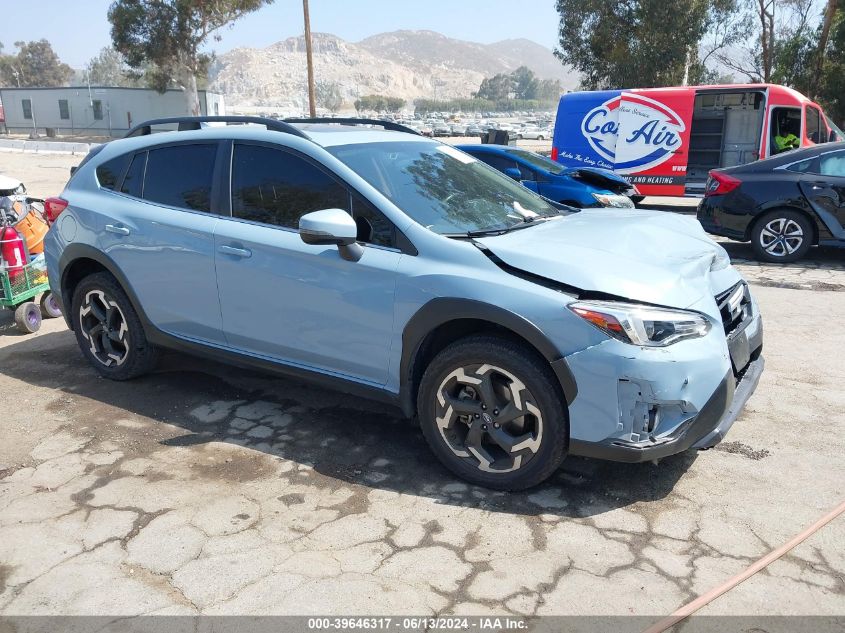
[399,297,578,418]
[58,243,154,333]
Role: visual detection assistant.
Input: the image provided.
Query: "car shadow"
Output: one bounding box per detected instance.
[0,324,697,519]
[719,240,845,270]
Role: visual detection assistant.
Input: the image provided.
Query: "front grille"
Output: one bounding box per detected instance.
[715,281,752,335]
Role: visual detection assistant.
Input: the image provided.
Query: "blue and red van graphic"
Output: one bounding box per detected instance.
[553,88,695,196]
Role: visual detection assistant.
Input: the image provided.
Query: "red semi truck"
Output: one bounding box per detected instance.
[552,84,843,197]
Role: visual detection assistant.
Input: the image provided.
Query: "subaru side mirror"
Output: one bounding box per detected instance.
[299,208,363,262]
[504,167,522,181]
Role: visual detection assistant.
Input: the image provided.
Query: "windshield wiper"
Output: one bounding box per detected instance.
[465,215,558,237]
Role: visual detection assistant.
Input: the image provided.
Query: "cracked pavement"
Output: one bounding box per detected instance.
[0,153,843,618]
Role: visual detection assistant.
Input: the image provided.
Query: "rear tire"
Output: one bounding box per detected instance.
[751,209,813,263]
[417,335,568,490]
[71,272,158,380]
[14,302,41,334]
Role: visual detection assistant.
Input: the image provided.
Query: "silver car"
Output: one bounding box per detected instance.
[44,116,763,490]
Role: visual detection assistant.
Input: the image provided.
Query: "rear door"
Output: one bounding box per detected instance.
[614,90,695,196]
[213,142,402,385]
[798,149,845,239]
[96,142,225,343]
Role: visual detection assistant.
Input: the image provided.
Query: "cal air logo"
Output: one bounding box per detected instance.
[581,93,685,173]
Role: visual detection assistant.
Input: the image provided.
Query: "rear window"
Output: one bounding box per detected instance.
[121,152,146,197]
[142,144,217,212]
[785,157,817,173]
[95,154,131,191]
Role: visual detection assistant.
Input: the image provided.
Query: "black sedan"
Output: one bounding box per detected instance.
[698,142,845,262]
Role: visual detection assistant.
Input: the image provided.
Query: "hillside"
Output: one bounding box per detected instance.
[209,30,577,111]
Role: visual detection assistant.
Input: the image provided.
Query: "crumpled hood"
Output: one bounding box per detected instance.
[561,166,630,192]
[477,208,737,309]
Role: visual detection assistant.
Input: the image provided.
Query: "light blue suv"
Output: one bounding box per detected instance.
[44,116,764,490]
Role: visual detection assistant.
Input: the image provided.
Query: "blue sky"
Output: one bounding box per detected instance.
[1,0,561,68]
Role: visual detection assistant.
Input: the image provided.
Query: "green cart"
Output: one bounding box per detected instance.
[0,258,62,333]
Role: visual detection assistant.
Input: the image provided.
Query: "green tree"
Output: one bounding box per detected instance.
[315,80,344,113]
[511,66,540,100]
[553,0,735,88]
[536,78,563,101]
[108,0,273,115]
[86,46,138,87]
[353,94,404,113]
[0,39,72,87]
[384,96,406,112]
[476,73,513,100]
[817,5,845,125]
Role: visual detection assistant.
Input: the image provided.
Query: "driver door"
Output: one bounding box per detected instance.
[213,142,403,386]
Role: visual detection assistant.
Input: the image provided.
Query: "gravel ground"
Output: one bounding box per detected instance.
[0,151,843,621]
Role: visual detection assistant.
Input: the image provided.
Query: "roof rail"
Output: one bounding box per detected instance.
[284,117,420,136]
[124,116,310,139]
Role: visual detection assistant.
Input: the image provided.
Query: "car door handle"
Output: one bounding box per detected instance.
[218,245,252,258]
[104,224,130,236]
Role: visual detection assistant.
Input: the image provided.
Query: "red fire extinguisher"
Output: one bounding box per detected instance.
[1,225,27,284]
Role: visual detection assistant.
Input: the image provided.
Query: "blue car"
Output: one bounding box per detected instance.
[456,144,637,208]
[44,116,763,490]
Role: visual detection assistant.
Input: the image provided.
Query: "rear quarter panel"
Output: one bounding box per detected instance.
[707,175,828,240]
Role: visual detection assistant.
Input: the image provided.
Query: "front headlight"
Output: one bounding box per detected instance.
[592,193,634,208]
[568,300,711,346]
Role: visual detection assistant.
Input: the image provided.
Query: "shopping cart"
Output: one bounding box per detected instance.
[1,197,61,333]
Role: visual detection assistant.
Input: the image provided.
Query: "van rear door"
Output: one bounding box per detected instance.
[552,90,622,172]
[613,90,695,197]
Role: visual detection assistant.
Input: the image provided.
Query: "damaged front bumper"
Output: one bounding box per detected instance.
[568,355,763,462]
[564,297,764,463]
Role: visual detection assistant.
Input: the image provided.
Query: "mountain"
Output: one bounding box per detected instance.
[209,30,578,111]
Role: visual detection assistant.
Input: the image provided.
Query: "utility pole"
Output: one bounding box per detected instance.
[303,0,316,117]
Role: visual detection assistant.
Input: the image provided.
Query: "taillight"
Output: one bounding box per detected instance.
[43,197,69,223]
[705,171,741,197]
[551,146,559,162]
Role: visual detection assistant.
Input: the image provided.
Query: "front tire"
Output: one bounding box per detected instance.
[71,272,158,380]
[751,209,813,263]
[417,335,568,490]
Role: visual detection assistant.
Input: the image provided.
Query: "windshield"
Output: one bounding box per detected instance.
[508,148,566,175]
[327,141,564,234]
[825,114,845,142]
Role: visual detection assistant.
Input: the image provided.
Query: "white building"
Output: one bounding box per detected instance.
[0,86,225,137]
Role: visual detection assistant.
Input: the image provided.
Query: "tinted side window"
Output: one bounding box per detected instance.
[96,154,131,191]
[819,151,845,178]
[231,144,349,229]
[806,106,821,143]
[143,144,216,212]
[121,152,146,197]
[785,157,817,173]
[517,163,537,181]
[476,154,518,173]
[352,194,394,247]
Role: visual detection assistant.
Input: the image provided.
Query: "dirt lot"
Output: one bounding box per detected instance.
[0,152,843,621]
